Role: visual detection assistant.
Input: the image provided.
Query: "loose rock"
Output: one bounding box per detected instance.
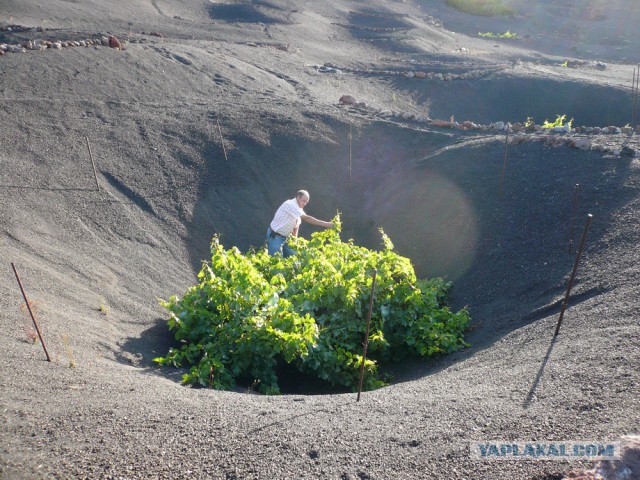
[621,145,637,157]
[574,138,592,150]
[109,35,123,50]
[338,95,356,106]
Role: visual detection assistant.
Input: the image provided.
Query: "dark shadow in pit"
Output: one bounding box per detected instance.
[116,318,186,382]
[174,117,636,394]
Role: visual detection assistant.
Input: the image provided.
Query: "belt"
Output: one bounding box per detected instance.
[269,227,287,239]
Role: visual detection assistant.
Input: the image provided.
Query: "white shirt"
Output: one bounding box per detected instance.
[270,198,305,236]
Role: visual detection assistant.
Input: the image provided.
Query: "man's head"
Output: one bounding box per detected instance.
[296,190,310,208]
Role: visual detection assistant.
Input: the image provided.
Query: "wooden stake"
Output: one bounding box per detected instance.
[348,124,353,188]
[216,117,228,162]
[568,184,580,254]
[357,269,377,402]
[632,67,637,127]
[554,214,593,337]
[499,125,510,197]
[85,136,100,192]
[11,263,51,362]
[631,65,640,128]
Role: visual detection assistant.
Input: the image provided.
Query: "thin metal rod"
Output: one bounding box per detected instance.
[632,67,637,127]
[11,263,51,362]
[568,184,580,254]
[554,214,593,337]
[499,125,510,197]
[357,269,377,402]
[348,125,353,188]
[637,65,640,126]
[631,65,640,127]
[216,118,228,162]
[85,136,100,192]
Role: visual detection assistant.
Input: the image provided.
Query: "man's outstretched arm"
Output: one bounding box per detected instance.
[301,214,333,228]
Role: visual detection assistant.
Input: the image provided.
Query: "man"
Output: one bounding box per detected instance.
[267,190,333,257]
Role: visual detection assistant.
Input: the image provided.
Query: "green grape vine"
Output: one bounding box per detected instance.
[155,216,470,394]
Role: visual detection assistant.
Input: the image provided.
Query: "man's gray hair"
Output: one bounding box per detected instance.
[296,189,309,198]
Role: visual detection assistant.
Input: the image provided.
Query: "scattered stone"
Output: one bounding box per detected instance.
[101,37,109,46]
[574,138,592,150]
[595,62,607,70]
[338,95,356,105]
[149,32,163,38]
[109,35,123,50]
[511,122,523,132]
[565,59,587,68]
[403,71,415,78]
[492,121,505,131]
[414,71,426,79]
[621,145,637,157]
[622,126,634,134]
[431,119,452,128]
[0,50,3,56]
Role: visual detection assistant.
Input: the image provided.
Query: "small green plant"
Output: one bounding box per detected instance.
[478,30,519,39]
[99,301,108,316]
[446,0,516,16]
[560,60,569,67]
[155,217,470,394]
[542,114,574,129]
[524,116,535,128]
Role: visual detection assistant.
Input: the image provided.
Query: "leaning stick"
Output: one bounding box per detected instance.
[85,136,100,192]
[11,263,51,362]
[632,67,637,127]
[568,184,580,254]
[216,117,229,162]
[348,124,353,188]
[631,65,640,127]
[499,125,510,197]
[357,269,377,402]
[554,214,593,337]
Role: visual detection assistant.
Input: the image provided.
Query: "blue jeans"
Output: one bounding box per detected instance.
[267,227,295,258]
